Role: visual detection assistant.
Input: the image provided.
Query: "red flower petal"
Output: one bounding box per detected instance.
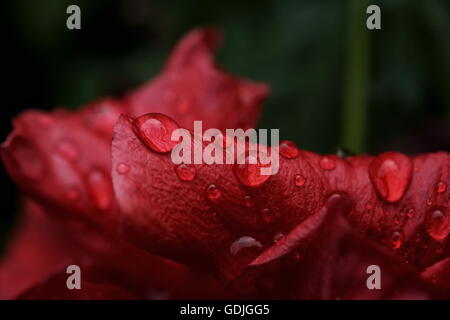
[126,28,269,131]
[0,199,224,299]
[1,28,268,235]
[112,113,449,292]
[0,108,121,232]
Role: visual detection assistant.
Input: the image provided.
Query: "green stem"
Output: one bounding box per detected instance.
[342,0,371,154]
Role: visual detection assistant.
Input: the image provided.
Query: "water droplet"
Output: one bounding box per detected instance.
[320,156,336,171]
[273,232,285,244]
[425,209,450,241]
[406,208,414,218]
[88,170,112,210]
[233,155,271,187]
[57,140,78,161]
[230,236,262,256]
[175,164,196,181]
[279,140,299,159]
[369,152,412,203]
[205,184,221,201]
[116,163,130,174]
[262,208,275,223]
[365,203,373,210]
[133,113,179,153]
[244,195,254,207]
[436,181,447,193]
[294,174,306,187]
[390,231,403,250]
[427,199,433,206]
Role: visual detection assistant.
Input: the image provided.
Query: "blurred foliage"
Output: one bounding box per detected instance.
[4,0,450,154]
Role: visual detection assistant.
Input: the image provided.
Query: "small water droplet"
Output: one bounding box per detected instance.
[406,208,414,218]
[369,152,412,203]
[175,164,196,181]
[425,209,450,241]
[230,236,262,256]
[390,231,403,250]
[88,170,112,210]
[273,232,285,244]
[205,184,221,201]
[262,208,275,223]
[233,155,271,187]
[320,156,336,171]
[116,163,130,174]
[132,113,179,153]
[279,140,299,159]
[436,181,447,193]
[365,203,373,210]
[294,174,306,187]
[427,199,433,206]
[244,195,254,207]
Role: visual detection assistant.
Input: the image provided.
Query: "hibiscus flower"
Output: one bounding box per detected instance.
[0,28,449,300]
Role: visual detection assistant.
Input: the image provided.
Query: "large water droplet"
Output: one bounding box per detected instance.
[175,164,196,181]
[132,113,179,153]
[116,163,130,174]
[230,236,262,256]
[425,209,450,241]
[436,181,447,194]
[279,140,299,159]
[88,170,112,210]
[320,156,336,171]
[390,231,403,250]
[233,155,271,187]
[369,152,412,203]
[294,174,306,187]
[205,184,221,201]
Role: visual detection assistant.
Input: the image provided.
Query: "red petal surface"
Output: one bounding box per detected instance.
[126,28,269,131]
[112,113,450,297]
[0,28,267,234]
[0,199,224,299]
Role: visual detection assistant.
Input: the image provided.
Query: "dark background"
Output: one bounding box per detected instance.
[1,0,449,249]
